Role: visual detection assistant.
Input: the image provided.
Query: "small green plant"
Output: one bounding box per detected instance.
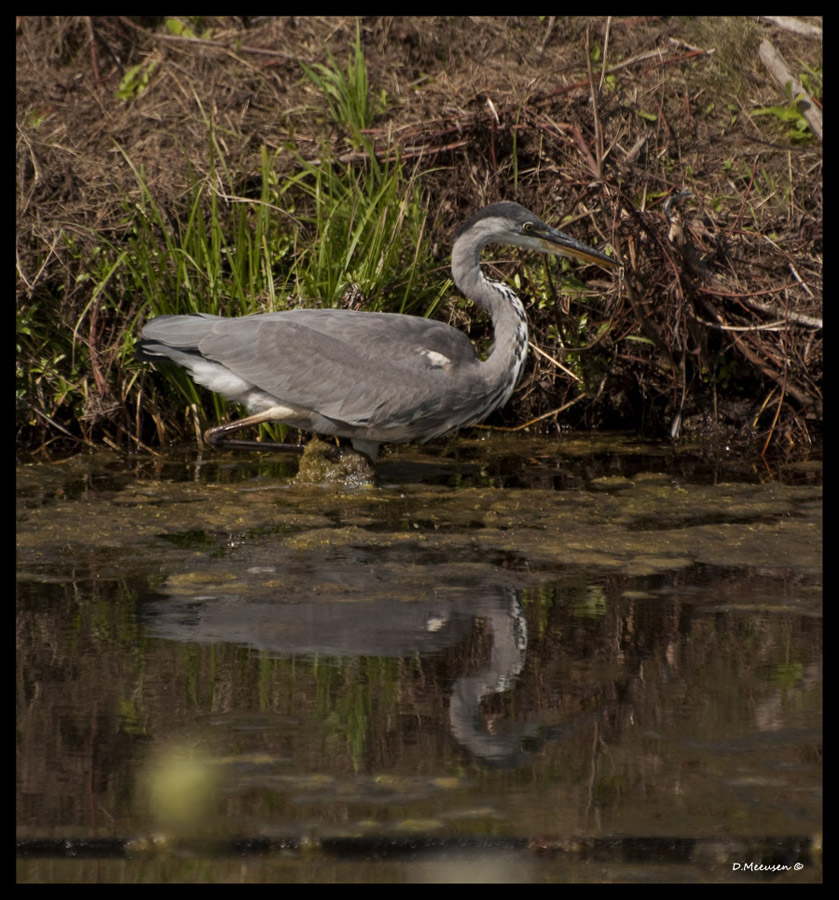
[115,57,159,101]
[753,81,817,143]
[799,65,822,102]
[299,20,378,149]
[165,17,212,40]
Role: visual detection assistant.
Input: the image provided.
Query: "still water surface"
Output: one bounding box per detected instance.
[17,435,821,882]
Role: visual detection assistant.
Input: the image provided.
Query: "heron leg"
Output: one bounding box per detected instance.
[349,438,380,461]
[204,408,303,453]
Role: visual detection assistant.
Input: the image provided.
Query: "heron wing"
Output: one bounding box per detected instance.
[194,311,486,429]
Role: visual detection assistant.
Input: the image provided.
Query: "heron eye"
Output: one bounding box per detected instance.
[522,222,534,232]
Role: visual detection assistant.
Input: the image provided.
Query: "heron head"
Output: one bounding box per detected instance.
[457,201,621,271]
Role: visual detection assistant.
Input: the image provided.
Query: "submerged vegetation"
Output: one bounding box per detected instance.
[16,17,822,457]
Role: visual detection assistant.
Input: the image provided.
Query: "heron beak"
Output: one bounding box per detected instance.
[538,227,621,270]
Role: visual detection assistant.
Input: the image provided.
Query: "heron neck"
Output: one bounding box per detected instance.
[451,239,529,398]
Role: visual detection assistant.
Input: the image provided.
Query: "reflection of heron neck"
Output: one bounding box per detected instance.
[448,598,529,766]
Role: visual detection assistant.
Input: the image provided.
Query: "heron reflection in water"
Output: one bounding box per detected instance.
[137,201,620,460]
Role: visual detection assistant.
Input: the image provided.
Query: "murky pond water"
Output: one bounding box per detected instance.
[17,434,821,883]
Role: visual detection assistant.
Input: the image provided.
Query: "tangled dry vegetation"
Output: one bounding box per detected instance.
[16,17,822,457]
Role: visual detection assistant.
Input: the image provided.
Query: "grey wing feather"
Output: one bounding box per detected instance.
[196,312,485,429]
[137,313,225,360]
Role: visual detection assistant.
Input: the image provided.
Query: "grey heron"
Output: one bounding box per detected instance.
[137,201,620,460]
